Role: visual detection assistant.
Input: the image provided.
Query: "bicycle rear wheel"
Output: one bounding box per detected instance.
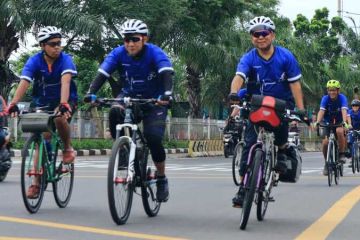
[352,143,357,174]
[232,143,243,186]
[240,149,262,230]
[107,138,134,225]
[327,141,334,187]
[53,141,74,208]
[21,135,46,213]
[141,148,161,217]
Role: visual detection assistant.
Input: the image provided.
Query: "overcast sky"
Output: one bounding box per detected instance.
[278,0,360,29]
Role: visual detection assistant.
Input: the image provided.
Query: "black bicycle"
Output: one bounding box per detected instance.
[349,130,360,173]
[94,97,161,225]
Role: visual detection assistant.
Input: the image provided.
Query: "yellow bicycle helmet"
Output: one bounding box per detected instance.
[326,79,341,89]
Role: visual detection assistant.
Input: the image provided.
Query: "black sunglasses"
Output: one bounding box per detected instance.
[252,30,271,38]
[45,41,62,47]
[124,36,142,43]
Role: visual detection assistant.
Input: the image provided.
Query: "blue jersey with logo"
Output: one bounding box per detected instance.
[320,94,348,124]
[348,109,360,129]
[21,51,78,105]
[236,46,301,105]
[99,43,174,98]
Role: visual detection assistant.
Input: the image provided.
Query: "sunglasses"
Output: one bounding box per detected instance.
[45,41,62,47]
[124,36,142,43]
[252,30,271,38]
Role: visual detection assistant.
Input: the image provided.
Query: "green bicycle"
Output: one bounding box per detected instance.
[20,111,74,213]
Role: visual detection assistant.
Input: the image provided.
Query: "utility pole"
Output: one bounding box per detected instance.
[338,0,343,18]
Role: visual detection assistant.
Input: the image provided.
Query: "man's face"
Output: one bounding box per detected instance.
[41,37,62,58]
[251,30,275,51]
[123,34,147,56]
[327,88,339,99]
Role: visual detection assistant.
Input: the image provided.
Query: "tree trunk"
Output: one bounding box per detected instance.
[186,65,201,118]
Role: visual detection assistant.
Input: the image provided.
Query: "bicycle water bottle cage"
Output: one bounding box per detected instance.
[249,95,286,131]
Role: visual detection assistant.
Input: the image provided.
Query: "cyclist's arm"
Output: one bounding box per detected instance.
[289,81,305,110]
[341,108,348,124]
[316,109,325,123]
[88,72,108,94]
[60,73,72,104]
[10,79,30,104]
[160,70,173,96]
[230,75,244,94]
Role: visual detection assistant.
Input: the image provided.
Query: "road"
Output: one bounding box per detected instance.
[0,152,360,240]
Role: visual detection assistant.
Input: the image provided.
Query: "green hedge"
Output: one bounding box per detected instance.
[12,138,189,150]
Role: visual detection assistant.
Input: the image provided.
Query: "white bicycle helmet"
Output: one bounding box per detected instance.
[247,16,276,33]
[120,19,148,37]
[38,26,62,43]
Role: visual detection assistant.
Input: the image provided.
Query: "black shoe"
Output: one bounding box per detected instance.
[232,187,245,208]
[156,177,169,202]
[274,152,287,173]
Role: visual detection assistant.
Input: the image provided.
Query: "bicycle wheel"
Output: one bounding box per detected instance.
[20,135,46,213]
[53,141,74,208]
[232,143,243,186]
[326,141,334,187]
[352,143,357,174]
[257,147,273,221]
[107,138,134,225]
[356,144,360,172]
[240,149,262,230]
[141,148,161,217]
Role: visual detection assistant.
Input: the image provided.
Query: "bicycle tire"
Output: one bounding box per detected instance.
[240,149,262,230]
[232,143,243,186]
[356,144,360,172]
[21,135,46,213]
[53,141,74,208]
[257,146,273,221]
[141,148,161,217]
[0,172,8,182]
[327,141,334,187]
[107,138,133,225]
[352,143,357,174]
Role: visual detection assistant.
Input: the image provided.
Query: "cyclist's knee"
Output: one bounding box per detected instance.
[109,106,124,139]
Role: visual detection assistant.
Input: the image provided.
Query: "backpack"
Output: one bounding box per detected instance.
[279,144,302,183]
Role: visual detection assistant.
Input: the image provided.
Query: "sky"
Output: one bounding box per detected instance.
[278,0,360,30]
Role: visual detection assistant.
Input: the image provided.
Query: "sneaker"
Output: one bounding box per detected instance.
[339,153,346,164]
[63,148,75,164]
[232,186,245,208]
[274,152,287,173]
[323,163,328,176]
[156,177,169,202]
[26,184,40,199]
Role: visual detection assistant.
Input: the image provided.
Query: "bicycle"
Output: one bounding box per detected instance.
[19,110,74,213]
[239,95,307,230]
[94,97,161,225]
[0,127,12,182]
[231,103,249,186]
[349,129,360,173]
[318,122,344,186]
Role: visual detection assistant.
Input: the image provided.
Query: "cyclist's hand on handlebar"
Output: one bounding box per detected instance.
[157,94,172,106]
[6,103,20,117]
[57,102,72,119]
[344,122,352,130]
[228,93,240,103]
[84,93,97,104]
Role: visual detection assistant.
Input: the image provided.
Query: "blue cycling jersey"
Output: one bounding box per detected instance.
[237,89,247,99]
[320,94,348,124]
[99,43,174,98]
[348,109,360,129]
[20,51,78,105]
[236,46,301,104]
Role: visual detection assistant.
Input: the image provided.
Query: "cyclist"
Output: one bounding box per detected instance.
[314,80,349,175]
[7,26,78,198]
[347,99,360,162]
[0,95,10,157]
[84,19,173,202]
[228,16,305,207]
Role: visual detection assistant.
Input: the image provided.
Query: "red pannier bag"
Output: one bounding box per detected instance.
[249,95,286,131]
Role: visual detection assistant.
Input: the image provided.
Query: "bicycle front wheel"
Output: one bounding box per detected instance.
[232,143,243,186]
[326,141,334,187]
[356,144,360,172]
[107,138,133,225]
[21,135,46,213]
[240,149,262,230]
[53,142,74,208]
[141,148,161,217]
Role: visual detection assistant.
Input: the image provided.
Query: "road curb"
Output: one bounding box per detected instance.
[10,148,188,157]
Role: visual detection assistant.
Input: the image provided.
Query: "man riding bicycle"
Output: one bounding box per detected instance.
[228,16,305,207]
[84,19,173,202]
[7,26,78,198]
[315,80,349,175]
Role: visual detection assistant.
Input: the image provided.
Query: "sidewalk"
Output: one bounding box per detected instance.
[10,148,189,157]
